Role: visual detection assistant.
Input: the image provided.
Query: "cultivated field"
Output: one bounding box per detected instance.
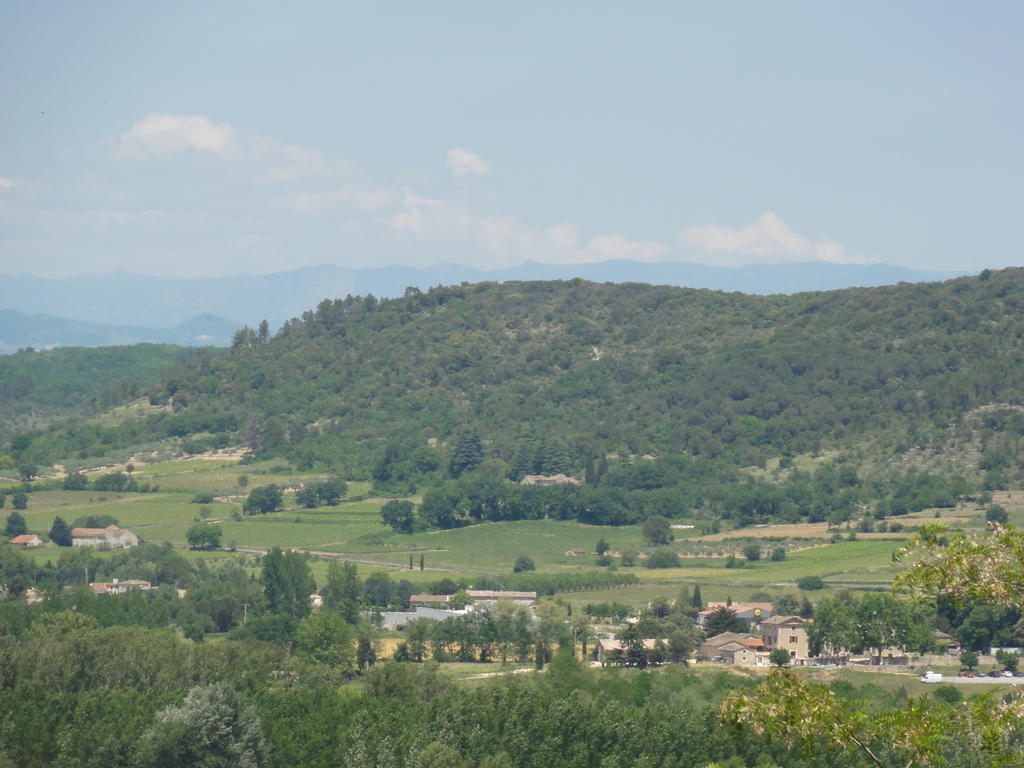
[4,454,1015,610]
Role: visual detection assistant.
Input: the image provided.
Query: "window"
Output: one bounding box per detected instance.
[789,636,798,643]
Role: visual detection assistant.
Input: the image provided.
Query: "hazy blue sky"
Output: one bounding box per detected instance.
[1,2,1020,277]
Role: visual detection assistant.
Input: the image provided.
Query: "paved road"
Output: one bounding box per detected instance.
[934,675,1023,684]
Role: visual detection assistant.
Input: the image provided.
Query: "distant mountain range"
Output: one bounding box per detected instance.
[0,310,240,354]
[0,260,967,350]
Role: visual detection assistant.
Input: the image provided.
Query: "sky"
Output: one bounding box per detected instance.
[0,2,1021,278]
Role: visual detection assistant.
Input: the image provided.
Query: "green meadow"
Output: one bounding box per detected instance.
[1,455,977,604]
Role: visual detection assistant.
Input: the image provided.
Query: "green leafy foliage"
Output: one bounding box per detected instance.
[186,522,223,550]
[244,485,283,515]
[513,555,535,573]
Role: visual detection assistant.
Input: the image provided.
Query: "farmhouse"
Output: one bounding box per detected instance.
[71,525,139,549]
[761,615,811,663]
[9,534,42,547]
[699,632,768,665]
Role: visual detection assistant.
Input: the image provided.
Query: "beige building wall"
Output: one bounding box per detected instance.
[763,619,810,660]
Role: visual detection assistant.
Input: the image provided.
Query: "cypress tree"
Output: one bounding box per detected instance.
[49,516,72,547]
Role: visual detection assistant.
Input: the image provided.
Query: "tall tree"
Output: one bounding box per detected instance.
[243,485,283,516]
[322,561,362,624]
[3,511,27,538]
[642,515,672,545]
[261,547,315,618]
[703,607,748,637]
[448,430,484,477]
[49,516,72,547]
[380,499,416,533]
[135,683,267,768]
[295,612,355,671]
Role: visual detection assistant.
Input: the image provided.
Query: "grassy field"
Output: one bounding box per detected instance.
[5,454,1020,604]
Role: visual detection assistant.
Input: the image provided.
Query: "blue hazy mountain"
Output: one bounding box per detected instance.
[0,310,240,354]
[0,260,966,334]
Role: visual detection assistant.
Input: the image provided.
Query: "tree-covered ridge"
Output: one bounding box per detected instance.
[0,344,196,438]
[7,269,1024,488]
[166,270,1024,469]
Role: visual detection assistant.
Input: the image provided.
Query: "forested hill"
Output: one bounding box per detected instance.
[9,269,1024,488]
[0,344,196,438]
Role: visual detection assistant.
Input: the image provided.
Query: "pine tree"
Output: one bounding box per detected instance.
[540,437,572,475]
[508,429,537,480]
[692,584,703,609]
[419,554,424,571]
[449,430,484,477]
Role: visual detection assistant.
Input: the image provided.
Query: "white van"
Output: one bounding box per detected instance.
[920,671,942,683]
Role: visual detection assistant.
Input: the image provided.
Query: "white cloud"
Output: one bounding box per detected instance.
[120,113,237,154]
[680,212,867,265]
[546,221,579,249]
[0,177,12,194]
[446,147,490,178]
[585,233,669,262]
[388,190,473,237]
[292,185,400,214]
[119,114,357,185]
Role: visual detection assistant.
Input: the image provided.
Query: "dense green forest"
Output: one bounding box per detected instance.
[0,344,195,438]
[5,270,1024,527]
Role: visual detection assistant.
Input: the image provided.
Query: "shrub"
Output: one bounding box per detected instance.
[770,547,786,561]
[646,548,680,568]
[513,555,535,573]
[797,575,825,590]
[986,505,1009,525]
[933,685,962,705]
[619,548,640,567]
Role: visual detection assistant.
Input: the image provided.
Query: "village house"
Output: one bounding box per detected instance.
[699,632,769,665]
[9,534,42,547]
[761,615,811,663]
[71,525,139,549]
[565,547,587,557]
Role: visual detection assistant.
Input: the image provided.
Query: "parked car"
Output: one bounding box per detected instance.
[1001,670,1015,677]
[987,670,1001,677]
[961,671,975,678]
[920,671,942,683]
